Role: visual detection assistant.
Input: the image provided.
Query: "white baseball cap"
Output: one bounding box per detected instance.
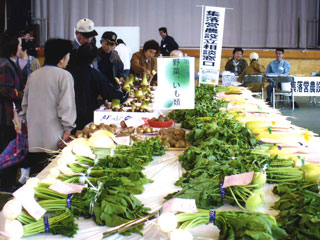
[76,18,98,37]
[249,52,259,60]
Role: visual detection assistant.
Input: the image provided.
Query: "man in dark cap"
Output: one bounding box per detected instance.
[94,31,125,88]
[73,18,98,49]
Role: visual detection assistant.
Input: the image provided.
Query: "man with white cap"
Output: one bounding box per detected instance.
[68,18,98,68]
[237,52,266,92]
[73,18,98,49]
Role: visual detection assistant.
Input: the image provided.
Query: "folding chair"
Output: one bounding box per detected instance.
[272,76,295,110]
[243,75,264,99]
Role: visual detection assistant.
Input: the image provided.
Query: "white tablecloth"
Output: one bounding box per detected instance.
[16,150,281,240]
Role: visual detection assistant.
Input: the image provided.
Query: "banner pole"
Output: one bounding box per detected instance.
[197,5,205,86]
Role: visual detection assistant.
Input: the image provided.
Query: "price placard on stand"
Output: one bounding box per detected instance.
[156,57,195,109]
[199,6,225,85]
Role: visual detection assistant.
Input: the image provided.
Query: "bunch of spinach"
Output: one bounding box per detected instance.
[93,185,150,235]
[42,137,166,237]
[272,181,320,239]
[175,209,288,240]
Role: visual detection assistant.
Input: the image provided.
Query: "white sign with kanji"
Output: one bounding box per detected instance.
[292,77,320,96]
[156,57,195,109]
[199,6,226,85]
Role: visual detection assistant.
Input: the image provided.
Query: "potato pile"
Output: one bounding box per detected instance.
[158,128,186,148]
[150,115,171,122]
[76,123,117,138]
[136,126,156,134]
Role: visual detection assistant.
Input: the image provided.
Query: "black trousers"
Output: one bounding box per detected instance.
[0,152,52,191]
[0,124,16,153]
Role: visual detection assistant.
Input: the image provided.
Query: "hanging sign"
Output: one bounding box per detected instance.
[156,57,195,109]
[199,6,226,85]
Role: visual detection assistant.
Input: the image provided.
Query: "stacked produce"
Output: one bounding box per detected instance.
[2,84,320,240]
[107,73,155,112]
[1,131,165,239]
[162,85,319,239]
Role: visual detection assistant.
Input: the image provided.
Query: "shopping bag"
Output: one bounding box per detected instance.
[0,132,28,170]
[0,104,28,170]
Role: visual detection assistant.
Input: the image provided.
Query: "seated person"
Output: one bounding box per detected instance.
[67,43,128,131]
[238,52,265,92]
[225,47,248,76]
[266,48,290,102]
[130,40,159,80]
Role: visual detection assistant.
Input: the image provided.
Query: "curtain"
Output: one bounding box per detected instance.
[32,0,318,48]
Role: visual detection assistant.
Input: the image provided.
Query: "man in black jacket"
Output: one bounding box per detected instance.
[67,43,128,130]
[159,27,179,56]
[94,31,125,89]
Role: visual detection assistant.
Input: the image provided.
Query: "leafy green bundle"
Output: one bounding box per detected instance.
[166,172,266,211]
[175,209,288,240]
[168,85,228,129]
[272,181,320,239]
[21,210,78,237]
[93,186,150,235]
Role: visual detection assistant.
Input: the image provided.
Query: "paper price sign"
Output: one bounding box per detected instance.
[49,181,85,195]
[222,171,254,188]
[162,198,198,213]
[13,186,46,220]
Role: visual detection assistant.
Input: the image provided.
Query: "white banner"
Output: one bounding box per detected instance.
[293,77,320,96]
[156,57,195,109]
[199,6,225,85]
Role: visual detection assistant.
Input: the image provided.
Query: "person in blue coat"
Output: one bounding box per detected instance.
[266,48,290,103]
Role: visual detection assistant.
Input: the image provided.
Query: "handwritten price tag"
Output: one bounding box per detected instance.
[125,118,145,128]
[162,198,198,213]
[114,136,131,146]
[13,186,46,220]
[49,181,84,195]
[222,171,254,188]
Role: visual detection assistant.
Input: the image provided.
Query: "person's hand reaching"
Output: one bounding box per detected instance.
[58,131,71,149]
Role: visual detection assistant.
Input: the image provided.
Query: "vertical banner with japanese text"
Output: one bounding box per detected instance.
[199,6,225,85]
[156,57,195,109]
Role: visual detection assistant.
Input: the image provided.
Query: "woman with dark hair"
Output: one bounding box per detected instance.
[130,40,159,78]
[15,39,40,87]
[19,38,76,175]
[67,43,128,130]
[0,32,24,191]
[0,32,23,152]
